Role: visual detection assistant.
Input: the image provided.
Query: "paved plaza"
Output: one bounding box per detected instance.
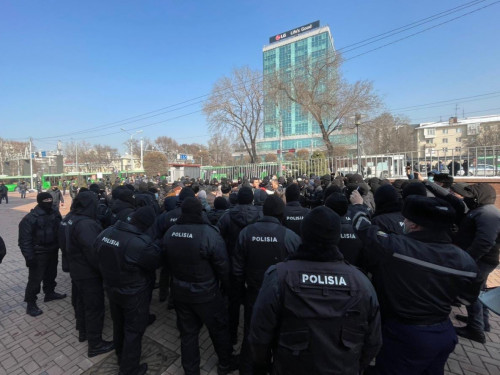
[0,192,499,375]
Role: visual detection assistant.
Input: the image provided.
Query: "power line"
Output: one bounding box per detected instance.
[32,0,499,142]
[344,0,500,62]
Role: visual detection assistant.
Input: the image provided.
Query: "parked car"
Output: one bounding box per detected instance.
[468,164,497,176]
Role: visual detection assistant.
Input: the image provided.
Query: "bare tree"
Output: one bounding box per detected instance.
[143,151,168,177]
[267,53,379,158]
[0,138,29,175]
[360,112,414,154]
[464,123,500,147]
[203,66,263,163]
[207,133,234,166]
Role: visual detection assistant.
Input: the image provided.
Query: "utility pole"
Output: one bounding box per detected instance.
[355,114,361,174]
[140,137,144,171]
[120,128,142,172]
[29,137,33,190]
[75,142,79,174]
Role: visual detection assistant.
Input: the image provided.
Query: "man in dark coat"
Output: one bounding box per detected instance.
[48,186,64,212]
[351,191,480,374]
[0,182,8,204]
[283,183,310,236]
[453,183,500,343]
[249,206,381,375]
[19,192,66,316]
[163,197,238,375]
[96,206,160,375]
[217,186,262,344]
[233,195,301,374]
[65,191,114,357]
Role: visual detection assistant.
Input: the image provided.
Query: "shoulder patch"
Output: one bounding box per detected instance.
[376,231,388,238]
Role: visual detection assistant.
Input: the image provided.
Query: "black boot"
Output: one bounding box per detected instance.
[455,326,486,344]
[44,292,67,302]
[26,302,43,317]
[217,354,239,375]
[148,313,156,326]
[88,340,115,357]
[78,330,87,343]
[137,363,148,375]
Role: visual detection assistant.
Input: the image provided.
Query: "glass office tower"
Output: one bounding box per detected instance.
[257,22,356,155]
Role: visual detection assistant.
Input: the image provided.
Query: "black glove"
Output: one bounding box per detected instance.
[26,257,37,268]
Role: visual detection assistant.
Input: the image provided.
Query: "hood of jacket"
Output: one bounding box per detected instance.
[71,191,98,219]
[229,204,262,227]
[469,183,496,206]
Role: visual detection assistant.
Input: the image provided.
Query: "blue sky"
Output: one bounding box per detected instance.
[1,0,499,153]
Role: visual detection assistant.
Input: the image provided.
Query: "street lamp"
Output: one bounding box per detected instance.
[120,128,143,172]
[355,114,362,175]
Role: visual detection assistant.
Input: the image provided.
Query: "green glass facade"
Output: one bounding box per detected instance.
[258,25,355,154]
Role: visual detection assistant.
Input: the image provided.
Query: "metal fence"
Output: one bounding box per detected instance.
[200,145,500,181]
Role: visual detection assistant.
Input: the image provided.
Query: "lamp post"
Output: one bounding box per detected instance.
[355,114,361,175]
[120,128,142,172]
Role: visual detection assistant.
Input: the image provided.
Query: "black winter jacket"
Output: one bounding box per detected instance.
[110,199,135,226]
[371,211,405,235]
[249,246,381,375]
[283,201,310,236]
[233,216,301,299]
[353,211,480,324]
[455,185,500,266]
[338,217,364,267]
[95,220,161,293]
[65,192,103,281]
[163,217,229,303]
[19,206,61,262]
[217,204,263,257]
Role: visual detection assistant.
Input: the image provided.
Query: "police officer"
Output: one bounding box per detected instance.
[370,184,405,235]
[217,186,262,344]
[96,206,160,375]
[162,197,238,375]
[109,187,136,226]
[233,195,301,374]
[249,206,381,374]
[154,187,198,304]
[19,192,66,316]
[452,183,500,343]
[283,183,310,236]
[351,191,480,374]
[65,191,114,357]
[324,193,364,267]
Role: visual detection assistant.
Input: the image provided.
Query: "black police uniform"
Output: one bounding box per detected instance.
[371,211,405,235]
[249,250,381,375]
[163,216,233,375]
[110,198,136,226]
[233,216,301,374]
[217,203,262,342]
[19,205,62,304]
[282,201,310,236]
[96,220,160,375]
[337,216,364,267]
[353,207,480,375]
[65,192,110,354]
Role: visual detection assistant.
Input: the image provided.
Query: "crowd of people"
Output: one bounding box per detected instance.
[13,171,500,375]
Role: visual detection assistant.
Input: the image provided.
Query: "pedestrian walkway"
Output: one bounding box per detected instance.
[0,193,499,374]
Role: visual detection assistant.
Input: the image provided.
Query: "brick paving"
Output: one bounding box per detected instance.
[0,191,499,374]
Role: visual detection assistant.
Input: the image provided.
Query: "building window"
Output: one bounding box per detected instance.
[442,129,448,134]
[456,137,462,142]
[455,147,461,152]
[425,139,434,144]
[425,128,435,136]
[442,138,448,143]
[442,147,448,152]
[456,128,462,133]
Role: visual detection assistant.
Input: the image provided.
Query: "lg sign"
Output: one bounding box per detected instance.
[269,21,320,44]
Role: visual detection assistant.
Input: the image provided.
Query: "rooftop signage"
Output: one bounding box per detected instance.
[269,21,320,44]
